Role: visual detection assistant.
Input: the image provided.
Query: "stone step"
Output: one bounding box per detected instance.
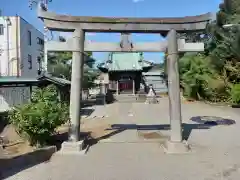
[114,94,138,103]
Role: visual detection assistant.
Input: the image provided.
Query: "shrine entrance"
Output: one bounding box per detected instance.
[118,76,133,94]
[108,71,141,95]
[37,3,212,153]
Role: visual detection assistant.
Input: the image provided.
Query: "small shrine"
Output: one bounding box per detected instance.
[97,52,154,95]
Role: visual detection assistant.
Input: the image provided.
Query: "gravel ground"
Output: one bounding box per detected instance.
[3,98,240,180]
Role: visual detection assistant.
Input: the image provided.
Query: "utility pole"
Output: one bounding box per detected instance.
[28,1,51,72]
[43,24,48,72]
[43,0,50,72]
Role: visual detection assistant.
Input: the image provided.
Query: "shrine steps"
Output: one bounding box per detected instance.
[114,93,150,103]
[114,94,137,103]
[114,94,142,103]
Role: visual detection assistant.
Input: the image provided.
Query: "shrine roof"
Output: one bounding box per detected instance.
[97,52,153,72]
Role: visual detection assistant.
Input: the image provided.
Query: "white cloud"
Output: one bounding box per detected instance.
[86,32,96,36]
[132,0,144,2]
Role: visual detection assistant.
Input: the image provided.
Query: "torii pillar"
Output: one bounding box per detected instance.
[61,29,85,152]
[163,29,190,153]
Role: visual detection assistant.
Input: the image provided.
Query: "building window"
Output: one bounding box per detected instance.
[37,37,44,45]
[37,56,42,75]
[28,30,32,45]
[0,24,4,35]
[28,54,32,69]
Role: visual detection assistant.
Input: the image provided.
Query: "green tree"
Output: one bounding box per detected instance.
[206,0,240,81]
[177,0,240,103]
[48,36,99,89]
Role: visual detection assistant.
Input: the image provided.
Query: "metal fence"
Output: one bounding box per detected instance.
[0,86,31,112]
[0,86,102,112]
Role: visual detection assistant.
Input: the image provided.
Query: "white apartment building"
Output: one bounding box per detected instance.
[0,16,44,77]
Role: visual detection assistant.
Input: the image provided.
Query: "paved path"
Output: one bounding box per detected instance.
[4,99,240,180]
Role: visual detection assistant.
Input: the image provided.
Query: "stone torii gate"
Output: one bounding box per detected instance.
[37,4,212,154]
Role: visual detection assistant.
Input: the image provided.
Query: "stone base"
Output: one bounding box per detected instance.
[162,140,190,154]
[96,94,105,105]
[58,140,85,155]
[145,97,158,104]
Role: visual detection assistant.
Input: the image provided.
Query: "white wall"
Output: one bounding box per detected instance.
[0,17,11,76]
[19,17,44,77]
[0,16,44,77]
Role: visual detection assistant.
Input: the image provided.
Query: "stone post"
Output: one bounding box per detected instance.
[99,82,106,104]
[116,80,119,95]
[132,79,135,95]
[68,29,85,142]
[164,29,189,153]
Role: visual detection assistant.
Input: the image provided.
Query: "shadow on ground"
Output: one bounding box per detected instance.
[80,108,95,117]
[84,123,211,152]
[85,116,236,149]
[232,104,240,108]
[0,146,56,179]
[106,123,211,141]
[0,131,91,179]
[1,116,236,179]
[190,116,236,126]
[84,129,125,153]
[81,99,97,108]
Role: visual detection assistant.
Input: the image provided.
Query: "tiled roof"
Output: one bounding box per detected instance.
[109,53,143,71]
[0,74,70,86]
[98,52,153,72]
[0,77,39,85]
[38,74,71,86]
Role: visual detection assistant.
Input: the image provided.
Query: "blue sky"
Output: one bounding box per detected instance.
[1,0,221,64]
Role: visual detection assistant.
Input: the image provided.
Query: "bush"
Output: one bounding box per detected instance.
[231,84,240,104]
[179,54,230,102]
[8,85,69,147]
[180,54,214,100]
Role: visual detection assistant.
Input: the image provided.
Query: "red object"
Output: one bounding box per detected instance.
[119,81,133,91]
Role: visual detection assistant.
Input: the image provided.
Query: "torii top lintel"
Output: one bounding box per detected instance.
[38,6,213,33]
